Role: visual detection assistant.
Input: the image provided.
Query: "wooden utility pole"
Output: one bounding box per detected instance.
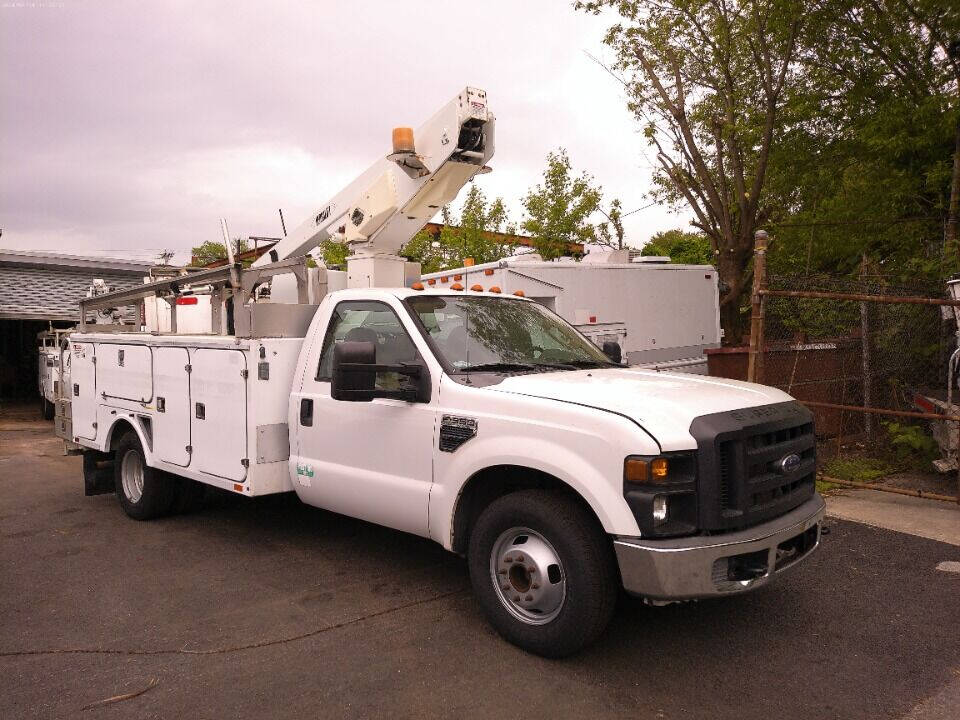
[860,255,873,442]
[747,230,769,383]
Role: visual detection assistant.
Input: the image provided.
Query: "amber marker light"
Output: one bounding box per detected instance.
[624,457,671,485]
[411,282,425,291]
[513,290,525,297]
[489,286,501,293]
[624,458,648,484]
[470,284,483,291]
[450,283,464,291]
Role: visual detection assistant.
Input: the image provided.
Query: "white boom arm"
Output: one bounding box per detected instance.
[254,87,495,286]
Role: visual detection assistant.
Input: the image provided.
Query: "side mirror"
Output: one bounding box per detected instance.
[331,341,431,403]
[331,341,377,401]
[602,340,623,364]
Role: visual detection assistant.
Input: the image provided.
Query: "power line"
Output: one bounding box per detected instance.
[621,201,658,218]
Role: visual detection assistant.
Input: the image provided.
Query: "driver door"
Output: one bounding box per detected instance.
[292,300,437,537]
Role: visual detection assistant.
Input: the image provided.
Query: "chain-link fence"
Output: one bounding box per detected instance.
[721,253,960,502]
[761,273,953,434]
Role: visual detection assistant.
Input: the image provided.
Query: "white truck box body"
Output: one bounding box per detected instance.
[66,333,302,496]
[420,259,721,372]
[38,332,69,405]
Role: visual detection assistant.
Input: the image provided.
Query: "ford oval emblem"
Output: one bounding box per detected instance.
[778,453,802,474]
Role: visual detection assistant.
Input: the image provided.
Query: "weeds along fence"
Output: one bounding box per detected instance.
[735,232,960,503]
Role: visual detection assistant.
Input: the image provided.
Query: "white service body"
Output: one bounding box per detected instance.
[421,255,721,373]
[67,334,300,496]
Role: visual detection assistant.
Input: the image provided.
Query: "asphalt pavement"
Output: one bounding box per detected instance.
[2,418,959,719]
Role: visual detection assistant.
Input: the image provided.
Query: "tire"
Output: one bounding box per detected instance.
[467,489,618,658]
[114,432,175,520]
[42,399,55,421]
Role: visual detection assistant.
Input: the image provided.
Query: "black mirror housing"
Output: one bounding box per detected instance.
[331,341,377,401]
[331,340,431,403]
[602,340,623,364]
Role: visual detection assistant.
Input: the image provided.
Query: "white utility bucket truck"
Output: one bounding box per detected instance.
[37,327,71,420]
[56,88,824,657]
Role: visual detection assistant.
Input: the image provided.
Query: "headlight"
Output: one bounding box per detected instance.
[623,452,698,537]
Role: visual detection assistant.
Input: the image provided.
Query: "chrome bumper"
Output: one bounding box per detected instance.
[614,494,826,600]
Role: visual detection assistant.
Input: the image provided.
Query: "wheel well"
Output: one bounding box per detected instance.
[450,465,600,554]
[107,419,137,454]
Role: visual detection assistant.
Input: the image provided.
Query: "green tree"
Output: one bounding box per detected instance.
[401,186,517,272]
[577,0,814,341]
[642,229,714,265]
[764,0,960,282]
[190,238,250,267]
[595,198,626,250]
[521,148,603,259]
[318,238,349,268]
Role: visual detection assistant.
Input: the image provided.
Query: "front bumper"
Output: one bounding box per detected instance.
[614,494,825,600]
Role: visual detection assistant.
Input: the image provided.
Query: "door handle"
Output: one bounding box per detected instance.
[299,398,313,427]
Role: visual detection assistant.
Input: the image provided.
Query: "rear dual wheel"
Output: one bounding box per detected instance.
[467,489,618,658]
[114,433,177,520]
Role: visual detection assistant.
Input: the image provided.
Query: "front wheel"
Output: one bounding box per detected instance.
[114,432,175,520]
[467,489,618,658]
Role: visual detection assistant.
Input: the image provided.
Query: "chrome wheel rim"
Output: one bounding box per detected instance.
[489,526,566,625]
[120,449,144,504]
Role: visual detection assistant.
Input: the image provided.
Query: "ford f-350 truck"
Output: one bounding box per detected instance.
[62,287,824,657]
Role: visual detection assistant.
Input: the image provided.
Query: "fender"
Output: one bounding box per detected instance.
[98,409,155,463]
[429,432,644,550]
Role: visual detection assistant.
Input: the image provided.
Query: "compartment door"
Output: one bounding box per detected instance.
[98,344,153,403]
[191,349,248,482]
[71,343,97,440]
[154,347,191,466]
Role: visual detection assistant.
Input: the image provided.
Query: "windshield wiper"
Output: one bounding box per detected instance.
[458,362,539,373]
[530,362,580,371]
[561,359,619,368]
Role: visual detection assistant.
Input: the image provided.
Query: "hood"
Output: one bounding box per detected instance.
[489,367,793,451]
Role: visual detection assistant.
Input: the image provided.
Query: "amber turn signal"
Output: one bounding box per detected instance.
[624,458,648,484]
[624,457,671,485]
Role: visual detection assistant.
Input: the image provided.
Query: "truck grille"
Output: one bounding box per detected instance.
[691,402,816,532]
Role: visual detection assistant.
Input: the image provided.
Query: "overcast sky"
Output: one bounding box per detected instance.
[1,1,690,259]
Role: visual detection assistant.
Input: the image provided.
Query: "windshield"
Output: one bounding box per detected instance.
[406,295,613,372]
